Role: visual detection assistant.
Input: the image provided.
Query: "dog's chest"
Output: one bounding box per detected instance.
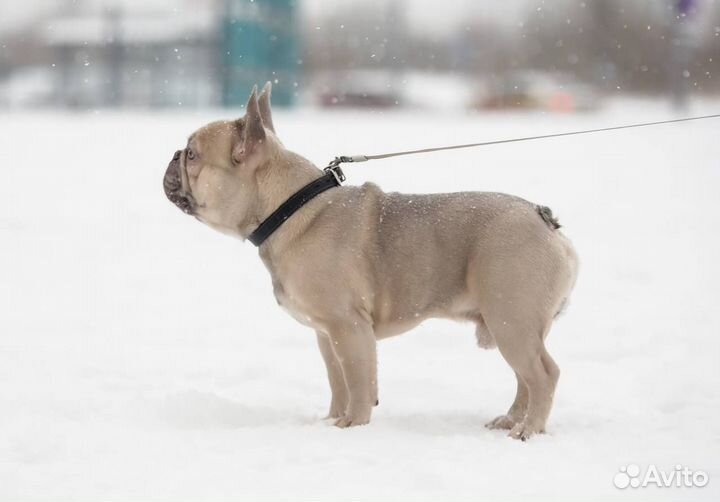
[272,278,318,328]
[261,250,324,329]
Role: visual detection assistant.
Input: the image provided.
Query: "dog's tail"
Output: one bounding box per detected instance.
[536,205,561,230]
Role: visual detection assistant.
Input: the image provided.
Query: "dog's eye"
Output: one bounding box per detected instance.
[187,149,195,161]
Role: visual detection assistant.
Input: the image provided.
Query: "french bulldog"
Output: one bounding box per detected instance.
[163,83,578,440]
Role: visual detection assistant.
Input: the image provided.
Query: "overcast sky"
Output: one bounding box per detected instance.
[0,0,535,35]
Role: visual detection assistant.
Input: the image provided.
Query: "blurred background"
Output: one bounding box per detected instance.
[2,3,720,499]
[1,0,718,112]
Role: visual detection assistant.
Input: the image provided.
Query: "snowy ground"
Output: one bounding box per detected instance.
[1,100,719,500]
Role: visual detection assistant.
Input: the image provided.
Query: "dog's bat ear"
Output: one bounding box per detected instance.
[244,85,266,145]
[258,81,275,134]
[232,86,266,165]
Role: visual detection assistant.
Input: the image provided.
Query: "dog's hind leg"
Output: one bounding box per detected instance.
[508,343,559,441]
[487,317,560,441]
[485,371,528,430]
[474,317,530,430]
[470,221,575,439]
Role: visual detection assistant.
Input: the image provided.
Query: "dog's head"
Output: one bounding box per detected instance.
[163,83,289,237]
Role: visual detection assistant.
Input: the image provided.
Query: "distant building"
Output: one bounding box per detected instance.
[39,1,300,109]
[43,8,219,108]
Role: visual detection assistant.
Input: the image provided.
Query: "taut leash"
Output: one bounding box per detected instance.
[323,113,720,180]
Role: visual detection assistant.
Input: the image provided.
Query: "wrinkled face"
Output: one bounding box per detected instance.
[163,120,257,234]
[163,84,276,236]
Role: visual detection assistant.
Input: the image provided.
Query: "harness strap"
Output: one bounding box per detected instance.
[248,170,341,247]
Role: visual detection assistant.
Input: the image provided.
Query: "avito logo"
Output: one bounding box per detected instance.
[614,464,709,489]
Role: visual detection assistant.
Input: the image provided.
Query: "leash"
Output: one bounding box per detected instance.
[323,113,720,180]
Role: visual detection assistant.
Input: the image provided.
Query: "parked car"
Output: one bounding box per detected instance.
[472,72,599,112]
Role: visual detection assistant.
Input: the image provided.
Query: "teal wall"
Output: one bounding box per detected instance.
[222,0,299,107]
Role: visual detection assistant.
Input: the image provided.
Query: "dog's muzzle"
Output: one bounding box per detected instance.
[163,150,196,215]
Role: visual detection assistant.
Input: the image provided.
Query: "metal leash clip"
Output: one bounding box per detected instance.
[323,157,347,184]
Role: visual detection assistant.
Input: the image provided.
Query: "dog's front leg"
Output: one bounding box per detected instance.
[316,331,348,419]
[326,321,377,428]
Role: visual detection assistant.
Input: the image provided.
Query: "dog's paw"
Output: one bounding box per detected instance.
[333,415,370,428]
[333,407,371,428]
[508,421,544,441]
[323,405,346,420]
[485,414,517,430]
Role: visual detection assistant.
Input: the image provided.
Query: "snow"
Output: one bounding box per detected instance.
[1,101,719,500]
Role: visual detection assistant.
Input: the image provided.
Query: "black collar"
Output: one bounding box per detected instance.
[248,169,343,247]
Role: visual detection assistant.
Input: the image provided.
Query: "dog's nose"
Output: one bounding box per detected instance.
[173,150,181,161]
